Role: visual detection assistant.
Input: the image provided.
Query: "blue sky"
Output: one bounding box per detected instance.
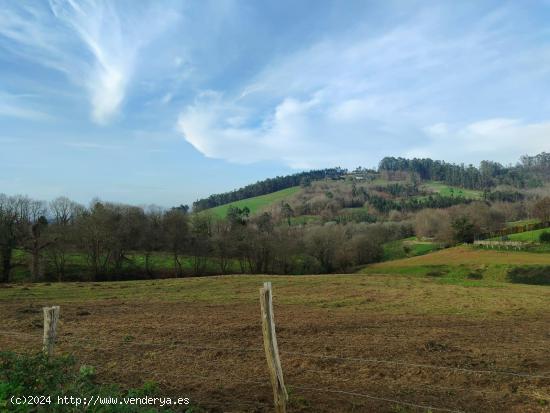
[1,0,550,206]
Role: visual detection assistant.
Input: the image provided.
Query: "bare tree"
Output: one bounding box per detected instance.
[141,206,164,277]
[21,199,50,281]
[532,197,550,223]
[46,197,83,281]
[0,195,19,283]
[163,208,189,277]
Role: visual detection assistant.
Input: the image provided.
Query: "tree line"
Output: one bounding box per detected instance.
[191,152,549,215]
[192,168,347,211]
[0,194,411,283]
[378,152,550,190]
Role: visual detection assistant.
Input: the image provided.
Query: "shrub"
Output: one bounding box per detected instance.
[0,352,199,412]
[539,231,550,243]
[508,267,550,285]
[467,271,483,280]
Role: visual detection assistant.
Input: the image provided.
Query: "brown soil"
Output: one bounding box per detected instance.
[2,297,550,413]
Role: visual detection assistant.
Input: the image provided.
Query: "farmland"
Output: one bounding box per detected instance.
[2,261,550,412]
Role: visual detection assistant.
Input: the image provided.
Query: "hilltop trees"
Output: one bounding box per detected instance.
[379,152,550,190]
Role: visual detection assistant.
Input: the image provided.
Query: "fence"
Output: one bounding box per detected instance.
[473,240,534,250]
[2,284,550,412]
[480,221,550,240]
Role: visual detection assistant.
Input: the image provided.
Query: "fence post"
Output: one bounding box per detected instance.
[43,306,60,357]
[260,282,288,413]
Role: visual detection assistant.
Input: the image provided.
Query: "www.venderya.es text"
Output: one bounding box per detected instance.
[10,395,190,407]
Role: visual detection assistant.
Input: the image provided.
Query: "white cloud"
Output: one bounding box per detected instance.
[414,119,550,164]
[0,1,179,124]
[177,5,550,169]
[176,24,448,168]
[178,91,409,169]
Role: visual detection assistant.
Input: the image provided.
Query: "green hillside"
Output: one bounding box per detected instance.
[382,237,440,261]
[362,245,550,286]
[422,181,482,199]
[494,228,550,242]
[206,186,300,218]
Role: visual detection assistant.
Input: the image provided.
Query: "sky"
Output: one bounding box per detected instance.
[1,0,550,207]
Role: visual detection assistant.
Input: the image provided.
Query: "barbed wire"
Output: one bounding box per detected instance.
[280,350,550,380]
[0,330,42,339]
[3,330,549,381]
[291,384,465,413]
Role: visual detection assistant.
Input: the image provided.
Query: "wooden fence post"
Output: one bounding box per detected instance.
[43,306,60,357]
[260,282,288,413]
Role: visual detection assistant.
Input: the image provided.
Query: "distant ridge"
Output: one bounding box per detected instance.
[192,168,346,211]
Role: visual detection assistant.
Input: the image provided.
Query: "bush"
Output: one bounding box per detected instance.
[0,352,199,412]
[467,271,483,280]
[539,231,550,243]
[426,266,448,277]
[508,267,550,285]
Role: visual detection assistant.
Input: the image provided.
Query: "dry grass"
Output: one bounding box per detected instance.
[369,245,550,267]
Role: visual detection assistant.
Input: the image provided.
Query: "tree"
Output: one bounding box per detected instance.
[281,202,294,226]
[350,234,383,265]
[211,219,233,274]
[246,213,274,273]
[77,201,119,281]
[163,209,189,277]
[189,213,213,275]
[0,195,19,283]
[305,225,346,273]
[141,206,165,277]
[539,231,550,244]
[451,216,476,244]
[20,199,50,281]
[46,197,83,281]
[226,206,250,227]
[532,197,550,223]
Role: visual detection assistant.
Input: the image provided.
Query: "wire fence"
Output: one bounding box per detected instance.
[1,315,550,412]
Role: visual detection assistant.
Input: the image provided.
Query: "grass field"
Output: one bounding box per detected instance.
[506,219,540,228]
[422,181,482,199]
[493,228,550,242]
[363,245,550,287]
[9,249,240,282]
[205,186,300,218]
[1,268,550,412]
[382,237,440,261]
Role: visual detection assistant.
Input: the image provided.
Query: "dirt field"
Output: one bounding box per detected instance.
[1,274,550,412]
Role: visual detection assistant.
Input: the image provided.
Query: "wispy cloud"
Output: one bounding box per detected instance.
[0,91,51,121]
[63,141,123,150]
[0,1,180,124]
[178,4,550,168]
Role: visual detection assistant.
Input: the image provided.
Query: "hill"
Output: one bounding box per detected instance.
[421,181,482,199]
[205,186,300,218]
[362,245,550,285]
[192,168,345,211]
